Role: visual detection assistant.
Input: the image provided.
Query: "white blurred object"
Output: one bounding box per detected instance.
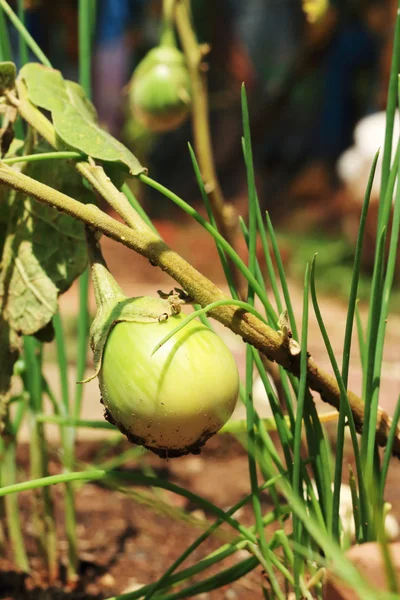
[309,482,399,543]
[339,484,399,543]
[354,112,399,159]
[337,111,400,204]
[252,374,277,417]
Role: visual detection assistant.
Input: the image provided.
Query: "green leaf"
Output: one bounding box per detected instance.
[0,61,17,93]
[65,80,97,121]
[0,146,90,337]
[19,63,145,176]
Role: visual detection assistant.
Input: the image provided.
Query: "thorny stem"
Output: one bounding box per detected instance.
[0,162,399,457]
[175,0,243,294]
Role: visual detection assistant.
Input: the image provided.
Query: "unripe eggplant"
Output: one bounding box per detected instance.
[129,46,191,133]
[84,233,239,457]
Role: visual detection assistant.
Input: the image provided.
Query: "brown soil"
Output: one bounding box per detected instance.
[3,434,400,600]
[0,437,272,600]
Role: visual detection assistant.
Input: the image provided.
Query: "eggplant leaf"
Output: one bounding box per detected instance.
[0,145,90,337]
[19,63,145,176]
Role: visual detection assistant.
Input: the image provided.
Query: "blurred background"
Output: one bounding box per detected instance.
[6,0,399,297]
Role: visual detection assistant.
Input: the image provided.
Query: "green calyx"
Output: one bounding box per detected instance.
[82,230,180,383]
[129,46,191,133]
[85,294,181,384]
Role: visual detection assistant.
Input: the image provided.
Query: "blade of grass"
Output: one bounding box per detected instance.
[53,312,78,578]
[240,136,283,318]
[23,336,57,580]
[0,470,259,542]
[380,395,400,501]
[0,0,51,66]
[143,473,283,600]
[2,151,83,165]
[252,349,293,476]
[241,83,284,598]
[348,466,361,543]
[361,139,400,476]
[239,215,278,323]
[3,437,29,572]
[368,98,400,489]
[188,143,238,299]
[78,0,92,97]
[111,542,252,600]
[145,556,259,600]
[53,313,69,415]
[266,212,298,340]
[3,399,29,572]
[301,390,333,531]
[138,172,277,325]
[122,183,159,235]
[362,225,387,476]
[277,478,387,600]
[379,140,400,252]
[310,256,368,541]
[262,212,299,421]
[103,503,287,600]
[255,204,283,315]
[0,1,12,61]
[292,263,310,598]
[342,149,379,388]
[16,0,28,65]
[355,301,366,375]
[35,414,116,429]
[151,298,267,355]
[240,211,296,429]
[379,1,400,208]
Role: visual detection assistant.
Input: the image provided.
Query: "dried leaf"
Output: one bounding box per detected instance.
[19,63,145,176]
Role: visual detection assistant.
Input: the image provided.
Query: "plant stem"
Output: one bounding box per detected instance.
[175,0,243,293]
[0,163,399,457]
[23,336,58,581]
[3,434,29,572]
[160,0,178,48]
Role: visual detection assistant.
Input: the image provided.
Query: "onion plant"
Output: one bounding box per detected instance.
[0,0,400,598]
